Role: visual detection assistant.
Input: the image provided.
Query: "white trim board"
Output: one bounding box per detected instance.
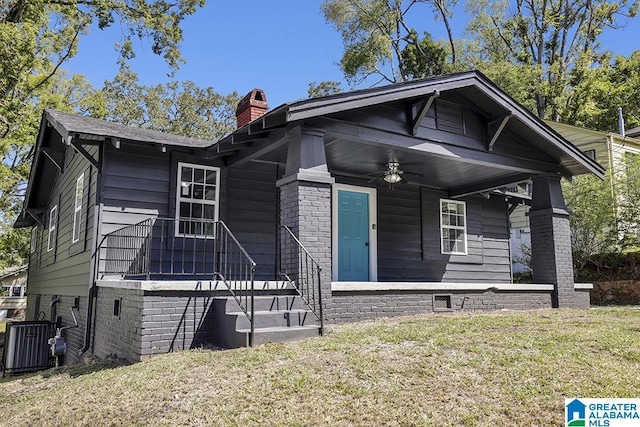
[96,280,294,291]
[331,282,556,292]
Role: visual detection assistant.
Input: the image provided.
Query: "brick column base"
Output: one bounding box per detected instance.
[529,208,579,308]
[278,179,333,318]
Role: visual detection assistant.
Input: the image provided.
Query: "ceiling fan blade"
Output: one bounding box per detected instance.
[367,173,385,183]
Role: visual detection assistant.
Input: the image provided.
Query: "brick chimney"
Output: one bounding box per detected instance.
[236,88,268,128]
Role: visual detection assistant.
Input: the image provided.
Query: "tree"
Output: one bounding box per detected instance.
[321,0,456,85]
[563,172,618,269]
[323,0,639,124]
[103,65,240,141]
[401,31,450,79]
[308,81,343,98]
[466,0,639,120]
[0,0,204,267]
[0,71,105,269]
[566,50,640,131]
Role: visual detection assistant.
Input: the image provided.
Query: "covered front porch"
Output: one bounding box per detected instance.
[236,74,602,313]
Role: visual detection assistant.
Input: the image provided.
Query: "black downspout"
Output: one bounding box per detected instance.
[79,140,105,355]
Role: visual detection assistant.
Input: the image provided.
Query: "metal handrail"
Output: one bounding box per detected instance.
[279,225,324,335]
[214,221,257,346]
[100,217,257,345]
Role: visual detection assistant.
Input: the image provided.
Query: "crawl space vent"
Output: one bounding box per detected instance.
[433,294,452,311]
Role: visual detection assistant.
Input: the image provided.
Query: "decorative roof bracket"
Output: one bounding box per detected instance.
[41,147,65,173]
[487,112,513,151]
[410,90,440,135]
[26,208,45,226]
[70,135,101,171]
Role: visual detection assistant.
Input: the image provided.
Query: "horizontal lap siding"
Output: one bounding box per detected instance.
[102,148,172,235]
[100,147,278,281]
[343,99,554,165]
[377,185,429,280]
[28,144,98,297]
[225,163,278,280]
[475,198,512,281]
[374,183,511,282]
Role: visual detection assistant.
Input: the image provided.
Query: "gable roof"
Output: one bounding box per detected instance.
[546,120,640,153]
[0,265,28,282]
[218,70,604,179]
[44,109,212,148]
[16,71,606,228]
[14,110,216,228]
[627,126,640,138]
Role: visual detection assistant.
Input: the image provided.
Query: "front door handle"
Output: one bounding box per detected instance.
[365,242,369,246]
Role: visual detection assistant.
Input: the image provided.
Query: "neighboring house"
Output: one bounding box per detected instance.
[547,121,640,173]
[14,71,603,363]
[509,120,640,272]
[0,265,27,320]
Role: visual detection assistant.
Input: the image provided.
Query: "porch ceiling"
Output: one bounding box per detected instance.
[323,137,532,193]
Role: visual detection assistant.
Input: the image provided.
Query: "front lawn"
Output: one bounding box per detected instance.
[1,308,639,426]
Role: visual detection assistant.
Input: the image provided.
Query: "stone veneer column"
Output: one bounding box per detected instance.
[528,176,580,308]
[277,126,334,320]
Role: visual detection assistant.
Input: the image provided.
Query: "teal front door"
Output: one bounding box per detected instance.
[338,190,370,281]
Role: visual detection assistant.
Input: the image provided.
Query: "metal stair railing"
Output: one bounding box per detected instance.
[101,218,154,279]
[100,217,257,346]
[279,225,324,336]
[213,221,257,346]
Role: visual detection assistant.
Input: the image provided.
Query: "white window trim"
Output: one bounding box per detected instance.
[439,198,467,255]
[331,183,378,282]
[175,162,221,237]
[72,173,84,243]
[47,205,58,252]
[30,226,38,253]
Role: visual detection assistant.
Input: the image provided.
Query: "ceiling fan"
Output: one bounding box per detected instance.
[367,162,408,185]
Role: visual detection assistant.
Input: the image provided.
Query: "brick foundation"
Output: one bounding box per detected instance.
[94,286,219,362]
[327,290,554,322]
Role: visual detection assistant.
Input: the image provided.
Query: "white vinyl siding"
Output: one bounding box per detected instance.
[47,205,58,252]
[72,173,84,243]
[175,163,220,237]
[440,199,467,255]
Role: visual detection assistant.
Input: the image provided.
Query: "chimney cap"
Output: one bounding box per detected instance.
[236,88,267,115]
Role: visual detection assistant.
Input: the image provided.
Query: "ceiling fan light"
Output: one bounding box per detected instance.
[384,172,403,184]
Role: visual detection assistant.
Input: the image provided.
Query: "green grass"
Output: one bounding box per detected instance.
[1,308,640,426]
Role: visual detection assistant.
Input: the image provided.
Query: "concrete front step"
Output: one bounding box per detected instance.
[218,295,310,312]
[211,293,321,349]
[228,308,316,329]
[236,325,320,346]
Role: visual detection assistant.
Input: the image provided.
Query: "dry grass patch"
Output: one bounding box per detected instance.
[1,308,639,426]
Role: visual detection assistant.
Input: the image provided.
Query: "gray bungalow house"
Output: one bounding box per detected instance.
[15,71,603,363]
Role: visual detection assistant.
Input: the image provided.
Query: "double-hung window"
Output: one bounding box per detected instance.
[47,205,58,252]
[72,173,84,243]
[440,199,467,255]
[176,163,220,236]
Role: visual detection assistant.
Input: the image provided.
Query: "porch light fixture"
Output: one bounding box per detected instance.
[383,162,404,184]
